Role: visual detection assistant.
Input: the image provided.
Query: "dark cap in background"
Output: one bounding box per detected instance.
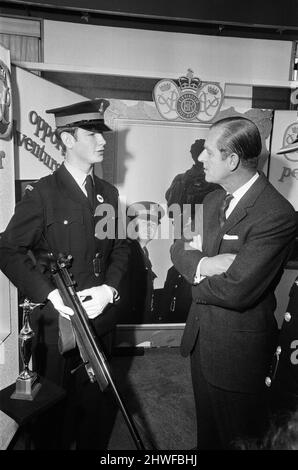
[127,201,165,224]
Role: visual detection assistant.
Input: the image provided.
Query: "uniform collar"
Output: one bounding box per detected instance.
[64,161,93,191]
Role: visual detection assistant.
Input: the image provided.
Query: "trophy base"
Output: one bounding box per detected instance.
[11,373,41,401]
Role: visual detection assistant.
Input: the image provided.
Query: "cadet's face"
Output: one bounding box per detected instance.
[73,128,106,165]
[198,127,230,186]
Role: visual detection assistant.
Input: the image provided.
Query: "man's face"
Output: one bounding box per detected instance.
[198,127,231,185]
[136,218,159,242]
[72,128,106,165]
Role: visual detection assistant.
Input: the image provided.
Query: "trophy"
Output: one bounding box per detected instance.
[11,299,42,400]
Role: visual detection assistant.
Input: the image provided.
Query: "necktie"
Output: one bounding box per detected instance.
[219,193,233,228]
[85,174,95,210]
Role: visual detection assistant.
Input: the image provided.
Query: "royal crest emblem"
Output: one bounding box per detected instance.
[153,69,223,123]
[282,122,298,162]
[0,60,13,140]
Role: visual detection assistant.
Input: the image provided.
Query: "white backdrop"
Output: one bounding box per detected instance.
[268,110,298,210]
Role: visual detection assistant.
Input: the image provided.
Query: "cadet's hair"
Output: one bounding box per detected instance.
[55,126,79,155]
[211,117,262,169]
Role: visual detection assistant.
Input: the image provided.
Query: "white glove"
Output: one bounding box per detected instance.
[77,284,113,319]
[189,234,202,251]
[47,289,74,320]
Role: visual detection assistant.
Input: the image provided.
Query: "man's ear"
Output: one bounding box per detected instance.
[60,131,76,149]
[229,153,240,171]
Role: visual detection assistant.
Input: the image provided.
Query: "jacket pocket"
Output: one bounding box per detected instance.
[45,208,85,254]
[46,208,84,227]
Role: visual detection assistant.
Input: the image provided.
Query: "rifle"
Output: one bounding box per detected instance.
[49,253,145,450]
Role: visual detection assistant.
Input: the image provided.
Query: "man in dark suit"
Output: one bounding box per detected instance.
[0,99,129,449]
[171,116,297,449]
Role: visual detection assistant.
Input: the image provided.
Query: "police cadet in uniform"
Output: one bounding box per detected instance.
[0,99,130,449]
[267,135,298,422]
[119,201,164,324]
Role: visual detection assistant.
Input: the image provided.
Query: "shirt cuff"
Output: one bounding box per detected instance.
[194,257,208,284]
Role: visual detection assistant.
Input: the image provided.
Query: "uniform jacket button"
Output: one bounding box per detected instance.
[284,312,291,322]
[63,220,68,225]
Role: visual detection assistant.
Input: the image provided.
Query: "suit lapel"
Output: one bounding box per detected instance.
[212,172,269,254]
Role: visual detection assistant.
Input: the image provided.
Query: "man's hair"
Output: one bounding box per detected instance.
[55,126,78,155]
[211,117,262,169]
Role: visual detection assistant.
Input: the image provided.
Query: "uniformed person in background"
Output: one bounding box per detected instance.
[160,138,220,323]
[118,201,164,324]
[0,99,130,449]
[165,138,220,217]
[267,135,298,423]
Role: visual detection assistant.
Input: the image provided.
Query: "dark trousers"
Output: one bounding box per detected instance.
[32,332,117,450]
[190,336,269,450]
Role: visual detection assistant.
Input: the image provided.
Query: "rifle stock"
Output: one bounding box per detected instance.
[49,253,145,450]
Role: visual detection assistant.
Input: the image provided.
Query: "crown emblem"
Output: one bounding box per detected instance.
[207,85,219,95]
[160,83,171,92]
[153,68,223,123]
[178,69,201,92]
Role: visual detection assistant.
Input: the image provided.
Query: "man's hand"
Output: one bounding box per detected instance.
[47,289,74,319]
[200,254,236,277]
[77,285,113,319]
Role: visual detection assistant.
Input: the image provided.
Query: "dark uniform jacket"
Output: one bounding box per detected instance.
[158,266,192,323]
[0,163,129,345]
[270,276,298,407]
[171,172,296,393]
[118,240,156,324]
[165,163,220,218]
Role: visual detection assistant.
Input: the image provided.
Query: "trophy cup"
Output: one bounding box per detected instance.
[11,298,42,400]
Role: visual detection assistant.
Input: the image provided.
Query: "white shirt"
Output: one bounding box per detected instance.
[225,172,259,219]
[64,161,93,197]
[194,172,259,283]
